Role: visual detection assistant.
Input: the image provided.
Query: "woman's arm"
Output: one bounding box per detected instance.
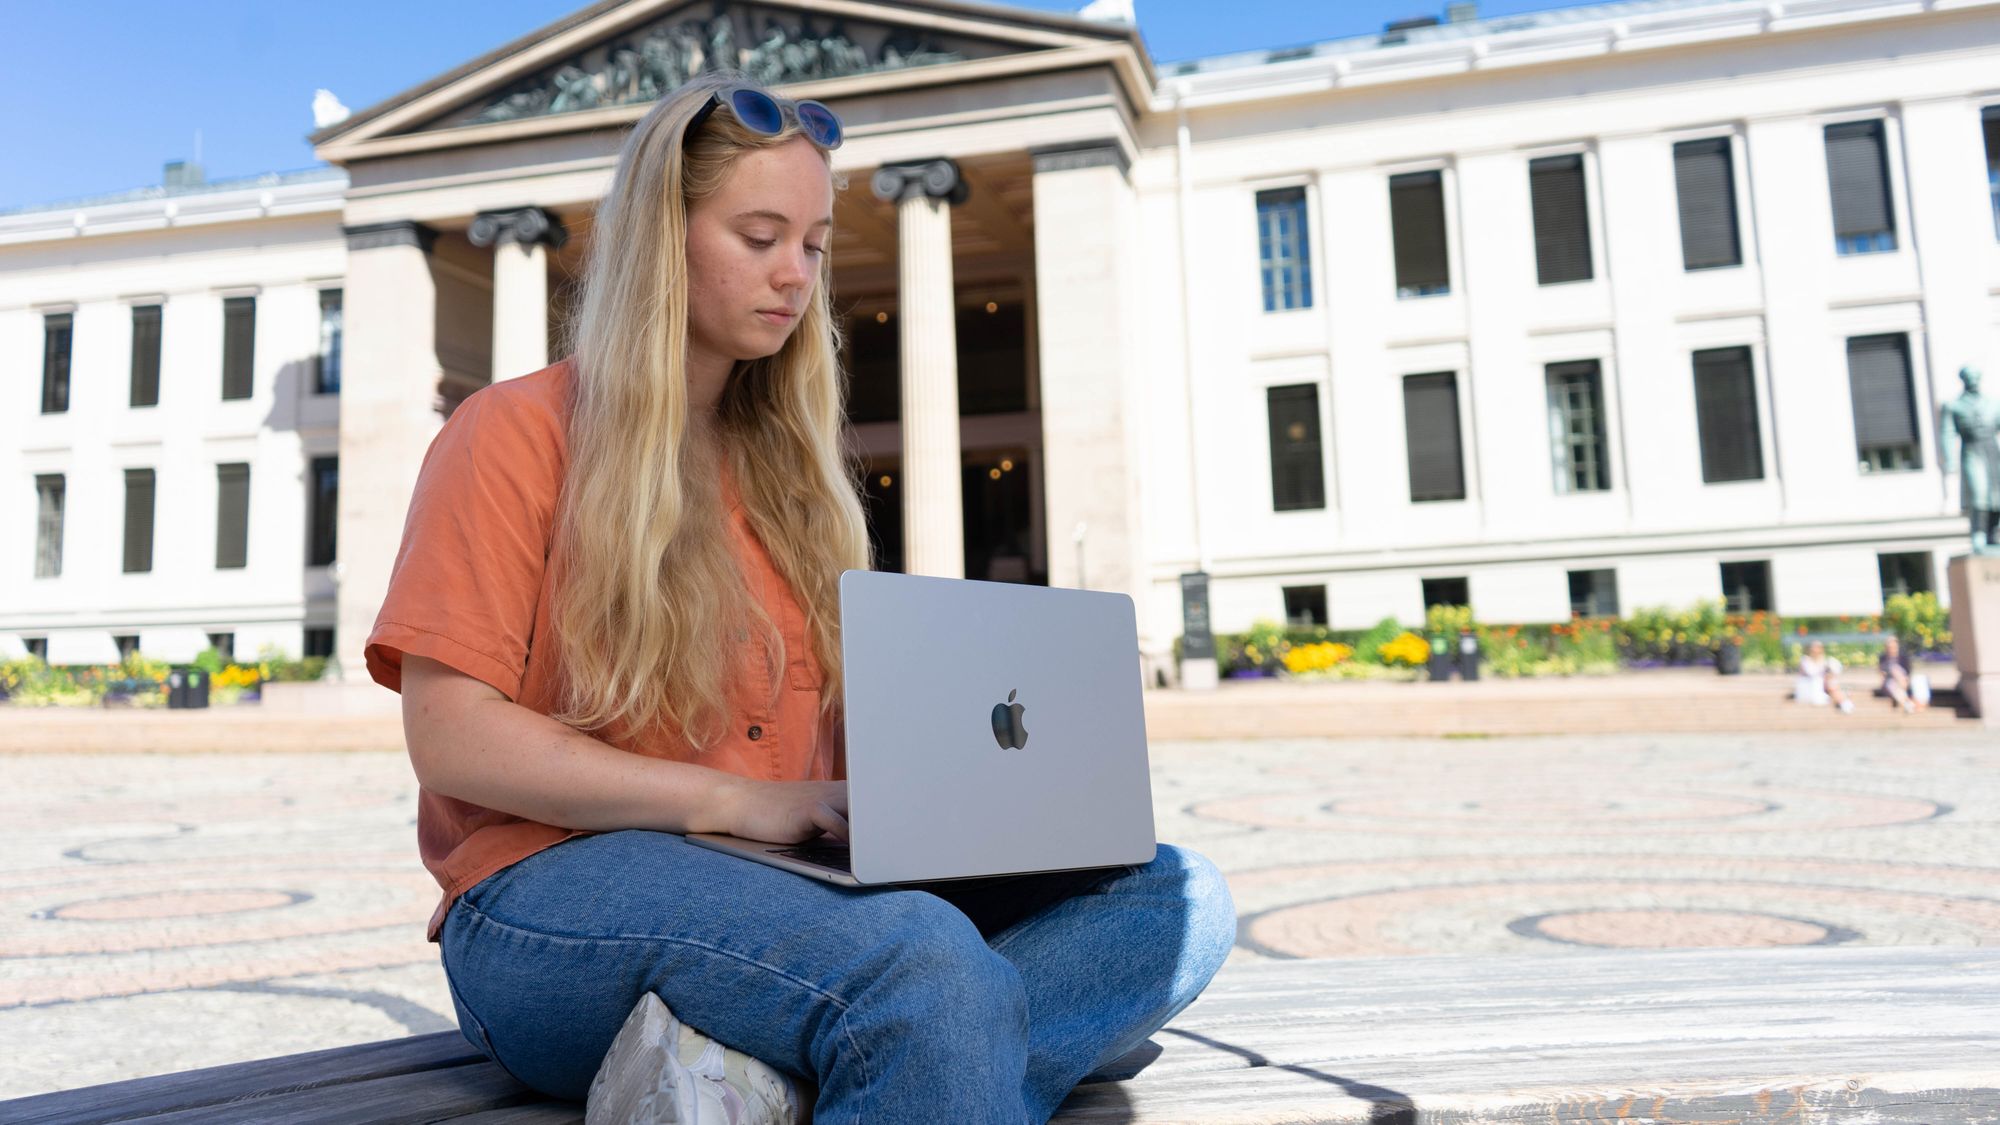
[400,653,746,835]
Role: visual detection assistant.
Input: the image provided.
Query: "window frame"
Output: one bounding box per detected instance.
[221,294,257,401]
[122,467,157,575]
[1524,147,1599,287]
[1690,344,1767,485]
[1843,331,1924,474]
[216,462,252,570]
[41,311,73,415]
[315,287,344,395]
[1545,359,1612,494]
[1981,102,2000,242]
[1265,381,1329,512]
[1819,112,1907,258]
[1876,551,1933,602]
[34,473,65,580]
[307,455,339,567]
[130,303,164,408]
[1386,165,1455,300]
[1402,370,1469,503]
[1718,559,1773,614]
[1567,568,1620,618]
[1670,132,1746,271]
[1281,584,1329,627]
[1253,186,1316,314]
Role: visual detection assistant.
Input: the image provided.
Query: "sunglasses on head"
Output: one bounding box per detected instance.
[682,84,843,150]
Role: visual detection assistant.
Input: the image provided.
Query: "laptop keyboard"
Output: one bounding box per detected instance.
[772,843,852,873]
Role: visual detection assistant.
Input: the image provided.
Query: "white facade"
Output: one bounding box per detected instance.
[3,0,1998,673]
[0,171,349,664]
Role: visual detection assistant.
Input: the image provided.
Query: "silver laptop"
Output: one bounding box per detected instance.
[685,568,1157,886]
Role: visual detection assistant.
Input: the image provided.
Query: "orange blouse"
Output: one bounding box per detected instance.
[365,358,843,942]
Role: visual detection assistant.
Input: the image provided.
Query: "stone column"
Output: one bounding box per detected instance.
[335,221,443,688]
[1948,555,2000,727]
[873,159,968,579]
[470,207,568,381]
[1030,141,1149,628]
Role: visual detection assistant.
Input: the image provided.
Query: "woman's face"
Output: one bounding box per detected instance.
[684,136,833,367]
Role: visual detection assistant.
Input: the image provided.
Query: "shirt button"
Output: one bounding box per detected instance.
[747,724,763,741]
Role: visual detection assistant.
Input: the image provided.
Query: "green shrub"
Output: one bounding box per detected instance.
[1354,616,1405,665]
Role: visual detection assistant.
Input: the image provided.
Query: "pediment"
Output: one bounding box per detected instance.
[313,0,1144,159]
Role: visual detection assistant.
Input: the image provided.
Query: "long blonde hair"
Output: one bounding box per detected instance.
[549,71,871,752]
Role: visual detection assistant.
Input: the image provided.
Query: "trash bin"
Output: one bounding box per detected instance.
[186,668,210,709]
[1457,630,1481,681]
[1426,634,1456,681]
[167,669,188,710]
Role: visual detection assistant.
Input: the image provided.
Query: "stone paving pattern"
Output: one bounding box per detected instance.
[1,730,1994,1099]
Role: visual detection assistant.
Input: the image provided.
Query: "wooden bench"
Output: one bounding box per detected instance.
[6,945,1995,1123]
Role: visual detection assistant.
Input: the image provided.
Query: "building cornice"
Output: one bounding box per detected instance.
[0,173,348,247]
[1153,0,2000,112]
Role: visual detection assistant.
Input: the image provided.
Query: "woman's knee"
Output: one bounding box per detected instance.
[1152,844,1239,965]
[844,891,1028,1036]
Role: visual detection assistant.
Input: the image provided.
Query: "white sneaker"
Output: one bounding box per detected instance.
[586,991,803,1125]
[1838,699,1854,714]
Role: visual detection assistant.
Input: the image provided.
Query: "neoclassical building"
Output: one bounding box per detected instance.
[4,0,1999,685]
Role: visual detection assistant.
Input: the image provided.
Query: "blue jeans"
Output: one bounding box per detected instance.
[438,829,1237,1124]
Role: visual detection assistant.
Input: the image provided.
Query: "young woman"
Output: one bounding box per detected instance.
[364,71,1237,1125]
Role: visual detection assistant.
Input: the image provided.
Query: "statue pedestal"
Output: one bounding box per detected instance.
[1948,555,2000,728]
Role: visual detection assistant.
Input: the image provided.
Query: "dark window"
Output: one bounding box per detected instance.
[1255,189,1313,312]
[1878,551,1932,600]
[1422,577,1470,610]
[130,304,163,407]
[41,312,72,414]
[216,463,250,570]
[1266,383,1326,511]
[1568,568,1620,617]
[308,456,339,566]
[222,296,256,400]
[122,468,155,574]
[1673,137,1743,270]
[24,637,48,662]
[1720,560,1772,613]
[35,474,65,579]
[1529,154,1593,284]
[303,627,335,658]
[1985,106,1999,240]
[1824,119,1897,255]
[1282,585,1328,627]
[1403,371,1466,502]
[1389,170,1450,298]
[114,634,141,661]
[1692,346,1764,483]
[1845,333,1920,472]
[316,289,343,394]
[207,632,235,662]
[1546,360,1610,493]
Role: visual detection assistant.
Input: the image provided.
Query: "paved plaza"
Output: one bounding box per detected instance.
[1,729,1995,1100]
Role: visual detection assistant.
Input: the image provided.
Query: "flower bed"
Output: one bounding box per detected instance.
[0,646,328,708]
[1174,592,1953,681]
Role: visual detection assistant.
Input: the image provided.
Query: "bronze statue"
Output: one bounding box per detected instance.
[1941,364,2000,554]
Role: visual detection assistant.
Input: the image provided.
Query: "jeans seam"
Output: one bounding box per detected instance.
[454,895,873,1118]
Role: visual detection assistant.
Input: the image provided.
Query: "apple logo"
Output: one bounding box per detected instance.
[990,688,1029,749]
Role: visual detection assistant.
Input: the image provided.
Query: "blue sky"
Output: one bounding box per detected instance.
[0,0,1592,210]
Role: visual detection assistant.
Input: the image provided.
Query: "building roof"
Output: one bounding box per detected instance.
[0,166,347,219]
[1160,0,1762,77]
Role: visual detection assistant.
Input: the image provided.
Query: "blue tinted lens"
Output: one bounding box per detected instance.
[729,89,783,134]
[796,101,842,148]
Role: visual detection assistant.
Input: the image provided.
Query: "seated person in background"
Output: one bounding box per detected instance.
[1794,640,1854,713]
[1877,635,1927,715]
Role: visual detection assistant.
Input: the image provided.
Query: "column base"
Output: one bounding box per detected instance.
[1178,657,1219,692]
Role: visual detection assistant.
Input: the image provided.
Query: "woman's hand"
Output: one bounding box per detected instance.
[717,778,849,845]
